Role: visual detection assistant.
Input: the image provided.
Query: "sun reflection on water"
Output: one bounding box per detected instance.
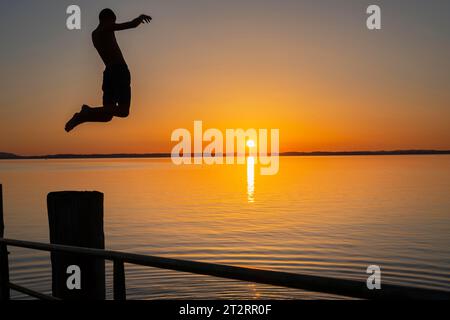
[247,156,255,203]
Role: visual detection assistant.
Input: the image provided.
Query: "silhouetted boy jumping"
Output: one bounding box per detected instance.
[65,9,152,132]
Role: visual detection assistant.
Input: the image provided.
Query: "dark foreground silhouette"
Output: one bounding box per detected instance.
[65,9,151,132]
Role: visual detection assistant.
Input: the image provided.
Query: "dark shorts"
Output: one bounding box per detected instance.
[102,64,131,107]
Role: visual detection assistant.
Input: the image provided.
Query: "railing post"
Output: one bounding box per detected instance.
[0,185,3,237]
[47,191,105,300]
[113,260,126,300]
[0,184,11,300]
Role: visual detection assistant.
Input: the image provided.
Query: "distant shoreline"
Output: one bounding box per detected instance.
[1,150,449,160]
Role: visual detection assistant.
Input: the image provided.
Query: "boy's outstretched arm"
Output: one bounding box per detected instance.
[114,14,152,31]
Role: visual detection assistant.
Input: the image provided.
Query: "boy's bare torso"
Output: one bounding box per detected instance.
[92,26,126,66]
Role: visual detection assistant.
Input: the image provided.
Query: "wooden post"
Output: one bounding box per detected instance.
[47,191,105,300]
[0,184,11,300]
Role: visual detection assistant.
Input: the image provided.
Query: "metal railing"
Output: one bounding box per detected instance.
[1,237,450,300]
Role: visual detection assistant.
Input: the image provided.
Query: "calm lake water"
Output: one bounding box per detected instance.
[1,156,450,299]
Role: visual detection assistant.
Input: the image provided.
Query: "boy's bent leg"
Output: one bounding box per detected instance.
[114,101,130,118]
[65,112,82,132]
[81,105,115,122]
[65,105,114,132]
[114,81,131,118]
[114,89,131,118]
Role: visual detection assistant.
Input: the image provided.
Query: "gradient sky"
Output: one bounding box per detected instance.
[0,0,449,155]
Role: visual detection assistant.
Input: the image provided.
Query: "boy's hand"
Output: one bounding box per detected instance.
[138,14,152,24]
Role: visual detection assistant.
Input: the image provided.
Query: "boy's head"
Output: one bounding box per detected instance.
[99,8,116,24]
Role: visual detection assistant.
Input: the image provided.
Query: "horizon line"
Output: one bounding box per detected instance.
[1,149,450,160]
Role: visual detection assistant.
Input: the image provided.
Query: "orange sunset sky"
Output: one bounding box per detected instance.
[0,0,449,155]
